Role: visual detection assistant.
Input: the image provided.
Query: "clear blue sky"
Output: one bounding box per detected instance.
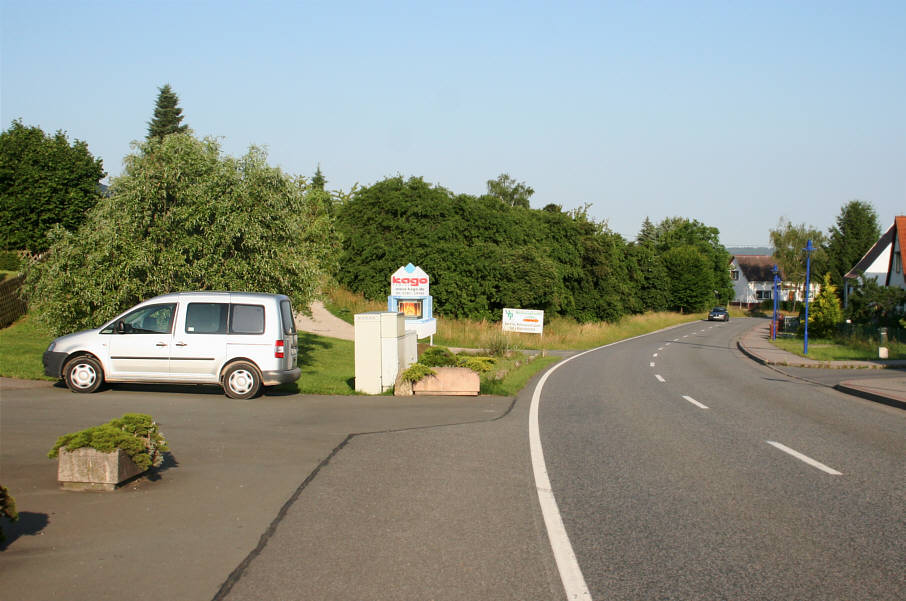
[2,0,903,246]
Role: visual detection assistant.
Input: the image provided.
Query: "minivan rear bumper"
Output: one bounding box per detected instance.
[261,367,301,386]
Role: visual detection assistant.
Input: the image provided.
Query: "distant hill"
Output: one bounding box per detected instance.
[725,246,773,256]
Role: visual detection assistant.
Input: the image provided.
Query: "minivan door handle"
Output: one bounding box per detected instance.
[156,342,168,347]
[174,342,187,347]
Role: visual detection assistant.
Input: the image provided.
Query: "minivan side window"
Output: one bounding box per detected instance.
[105,303,176,334]
[279,300,295,335]
[185,303,228,334]
[230,304,265,335]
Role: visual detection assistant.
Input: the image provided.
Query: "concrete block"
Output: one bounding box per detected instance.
[412,367,480,396]
[57,448,146,491]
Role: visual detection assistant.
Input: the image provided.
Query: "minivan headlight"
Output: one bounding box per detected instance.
[46,341,56,352]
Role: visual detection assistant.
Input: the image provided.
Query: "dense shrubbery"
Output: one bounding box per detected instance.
[23,134,338,335]
[335,176,731,322]
[0,120,105,252]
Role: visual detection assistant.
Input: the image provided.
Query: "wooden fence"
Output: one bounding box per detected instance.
[0,274,27,328]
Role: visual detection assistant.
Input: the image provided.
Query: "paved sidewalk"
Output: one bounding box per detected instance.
[295,300,354,340]
[737,319,906,410]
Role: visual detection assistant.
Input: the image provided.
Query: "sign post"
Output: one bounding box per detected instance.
[502,308,545,355]
[387,263,437,341]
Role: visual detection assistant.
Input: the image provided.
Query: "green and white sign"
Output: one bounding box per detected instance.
[502,308,544,334]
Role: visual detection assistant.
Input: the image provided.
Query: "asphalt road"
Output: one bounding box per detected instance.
[538,318,906,600]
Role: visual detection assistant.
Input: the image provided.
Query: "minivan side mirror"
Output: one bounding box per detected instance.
[116,320,126,334]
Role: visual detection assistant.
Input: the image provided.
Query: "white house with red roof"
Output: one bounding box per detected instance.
[843,216,906,304]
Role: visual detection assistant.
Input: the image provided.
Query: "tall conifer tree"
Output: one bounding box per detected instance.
[147,84,189,140]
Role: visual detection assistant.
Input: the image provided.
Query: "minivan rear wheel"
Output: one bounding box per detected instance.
[223,362,261,399]
[63,355,104,393]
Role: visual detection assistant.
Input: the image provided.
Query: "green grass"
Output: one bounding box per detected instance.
[292,332,359,394]
[480,354,562,395]
[770,336,906,361]
[0,314,55,380]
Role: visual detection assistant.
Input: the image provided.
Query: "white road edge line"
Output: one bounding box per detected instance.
[655,374,666,382]
[766,441,843,475]
[530,357,595,600]
[682,395,709,409]
[528,324,689,600]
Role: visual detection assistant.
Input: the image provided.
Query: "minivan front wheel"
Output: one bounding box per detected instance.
[223,362,261,399]
[63,356,104,393]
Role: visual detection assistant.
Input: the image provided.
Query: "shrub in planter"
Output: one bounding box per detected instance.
[418,346,458,367]
[0,483,18,543]
[456,355,495,373]
[400,363,436,383]
[48,413,169,471]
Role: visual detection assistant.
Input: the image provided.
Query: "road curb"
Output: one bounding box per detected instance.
[833,382,906,411]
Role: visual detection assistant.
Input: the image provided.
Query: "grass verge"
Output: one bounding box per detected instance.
[0,315,55,380]
[770,336,906,361]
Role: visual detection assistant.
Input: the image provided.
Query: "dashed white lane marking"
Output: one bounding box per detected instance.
[658,346,664,351]
[683,335,688,338]
[766,441,843,475]
[652,353,658,357]
[673,338,680,342]
[665,342,671,346]
[650,362,655,367]
[682,395,709,409]
[655,374,666,382]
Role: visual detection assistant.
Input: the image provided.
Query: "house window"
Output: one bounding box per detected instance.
[896,252,902,274]
[756,290,772,300]
[731,270,739,281]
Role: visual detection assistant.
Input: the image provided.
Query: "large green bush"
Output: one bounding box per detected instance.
[335,176,634,322]
[23,134,338,335]
[334,176,730,323]
[807,273,844,337]
[0,120,106,252]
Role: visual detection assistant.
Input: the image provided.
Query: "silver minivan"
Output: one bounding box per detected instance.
[43,292,301,399]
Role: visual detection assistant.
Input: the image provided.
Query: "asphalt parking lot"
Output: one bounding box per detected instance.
[1,381,560,601]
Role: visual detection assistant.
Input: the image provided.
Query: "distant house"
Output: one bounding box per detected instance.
[843,215,906,305]
[730,255,779,307]
[730,254,815,308]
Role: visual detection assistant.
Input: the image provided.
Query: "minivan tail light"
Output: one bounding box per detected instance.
[275,339,285,359]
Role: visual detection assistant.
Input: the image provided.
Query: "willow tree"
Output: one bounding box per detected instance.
[24,134,338,335]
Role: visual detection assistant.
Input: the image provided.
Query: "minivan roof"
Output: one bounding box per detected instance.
[143,291,291,303]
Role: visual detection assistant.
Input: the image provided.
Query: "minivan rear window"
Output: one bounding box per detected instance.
[279,300,295,335]
[231,304,265,335]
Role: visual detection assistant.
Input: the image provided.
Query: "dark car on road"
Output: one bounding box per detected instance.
[708,306,729,321]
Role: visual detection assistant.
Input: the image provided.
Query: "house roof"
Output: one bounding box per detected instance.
[733,255,780,282]
[844,216,906,280]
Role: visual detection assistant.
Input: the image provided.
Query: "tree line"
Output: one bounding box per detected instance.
[334,175,733,322]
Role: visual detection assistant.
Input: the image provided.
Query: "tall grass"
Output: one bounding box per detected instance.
[323,285,708,350]
[321,286,385,325]
[435,312,707,350]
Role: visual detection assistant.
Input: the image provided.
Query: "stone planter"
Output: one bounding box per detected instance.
[57,448,146,491]
[412,367,480,396]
